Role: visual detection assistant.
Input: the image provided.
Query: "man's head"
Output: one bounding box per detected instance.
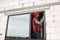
[34,12,39,17]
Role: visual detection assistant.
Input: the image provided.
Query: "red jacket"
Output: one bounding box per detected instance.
[32,17,41,32]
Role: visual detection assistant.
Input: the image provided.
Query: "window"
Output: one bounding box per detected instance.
[5,11,46,40]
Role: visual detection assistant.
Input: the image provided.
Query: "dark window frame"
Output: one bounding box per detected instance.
[5,11,46,40]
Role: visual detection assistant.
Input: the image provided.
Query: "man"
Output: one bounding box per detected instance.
[32,12,44,39]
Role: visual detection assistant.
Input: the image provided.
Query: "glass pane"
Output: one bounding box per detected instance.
[7,14,30,38]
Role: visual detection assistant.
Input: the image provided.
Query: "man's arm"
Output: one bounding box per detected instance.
[35,17,44,24]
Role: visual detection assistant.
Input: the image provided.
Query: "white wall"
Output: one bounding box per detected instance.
[46,5,60,40]
[0,13,7,40]
[0,5,60,40]
[0,0,60,11]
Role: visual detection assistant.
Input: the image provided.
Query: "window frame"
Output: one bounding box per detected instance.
[5,11,46,40]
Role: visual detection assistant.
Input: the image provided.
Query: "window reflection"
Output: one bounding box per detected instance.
[7,14,30,38]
